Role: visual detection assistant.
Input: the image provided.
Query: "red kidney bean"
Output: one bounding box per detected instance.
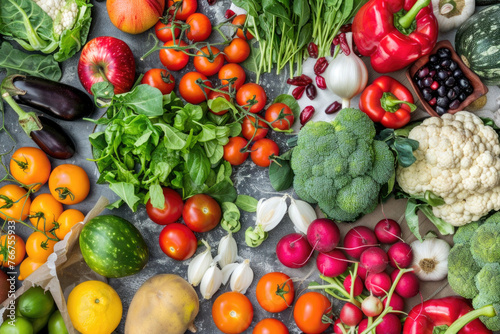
[287,74,313,86]
[338,33,350,55]
[300,106,315,126]
[308,42,319,58]
[340,23,352,33]
[207,0,216,4]
[292,86,306,100]
[330,43,336,57]
[306,83,317,100]
[325,101,342,114]
[316,75,327,90]
[225,9,235,19]
[314,57,328,75]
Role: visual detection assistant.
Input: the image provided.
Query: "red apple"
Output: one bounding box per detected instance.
[78,36,136,95]
[107,0,164,34]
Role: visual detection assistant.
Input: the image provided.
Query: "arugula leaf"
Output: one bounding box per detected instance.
[116,84,164,116]
[109,182,141,212]
[157,123,187,150]
[149,183,165,210]
[206,180,238,204]
[235,195,258,212]
[185,146,211,185]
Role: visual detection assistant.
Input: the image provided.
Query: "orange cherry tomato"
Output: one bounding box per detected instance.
[223,137,249,166]
[10,147,51,192]
[25,231,57,263]
[250,138,279,167]
[0,184,31,222]
[179,71,213,104]
[232,14,253,40]
[224,38,250,63]
[193,46,224,77]
[241,115,269,141]
[29,193,63,232]
[186,13,212,42]
[218,63,246,90]
[265,103,295,131]
[256,272,295,313]
[141,68,175,95]
[253,318,289,334]
[154,21,181,42]
[293,292,332,334]
[236,83,267,113]
[18,256,44,280]
[55,209,85,240]
[0,234,26,267]
[48,164,90,205]
[167,0,197,21]
[159,40,190,72]
[212,292,254,334]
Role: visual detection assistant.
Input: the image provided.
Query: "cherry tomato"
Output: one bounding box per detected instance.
[18,256,44,280]
[29,193,63,232]
[293,292,332,334]
[193,46,224,77]
[146,187,183,225]
[179,71,213,104]
[182,194,221,232]
[154,21,181,42]
[212,292,254,334]
[236,83,267,113]
[256,272,295,313]
[0,234,26,267]
[186,13,212,42]
[141,68,175,95]
[208,88,231,115]
[159,223,197,261]
[223,137,249,166]
[250,139,279,167]
[224,38,250,63]
[253,318,289,334]
[25,231,57,263]
[265,103,295,131]
[167,0,197,20]
[232,14,253,40]
[218,63,246,90]
[159,40,190,71]
[10,147,51,192]
[241,115,269,141]
[0,184,31,222]
[48,164,90,205]
[55,209,85,240]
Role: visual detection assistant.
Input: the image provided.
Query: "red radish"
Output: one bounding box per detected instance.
[365,272,391,297]
[357,265,368,281]
[387,242,413,268]
[358,319,368,332]
[391,270,420,298]
[343,226,378,259]
[375,314,401,334]
[343,274,363,297]
[360,247,388,273]
[340,303,363,327]
[276,233,312,268]
[374,218,401,244]
[317,250,349,277]
[333,319,347,334]
[307,218,341,253]
[383,292,405,313]
[361,294,383,317]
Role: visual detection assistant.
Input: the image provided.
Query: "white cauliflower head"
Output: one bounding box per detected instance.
[397,111,500,226]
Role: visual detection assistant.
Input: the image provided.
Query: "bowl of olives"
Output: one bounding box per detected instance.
[406,40,488,117]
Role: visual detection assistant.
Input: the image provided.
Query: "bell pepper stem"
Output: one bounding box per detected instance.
[399,0,431,29]
[381,92,417,113]
[444,305,496,334]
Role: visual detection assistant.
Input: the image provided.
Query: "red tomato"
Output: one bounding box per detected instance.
[179,71,213,104]
[253,319,289,334]
[208,88,231,115]
[154,21,180,42]
[256,272,295,313]
[236,83,266,113]
[193,46,224,77]
[159,223,197,261]
[167,0,197,20]
[212,292,253,334]
[250,139,279,167]
[224,38,250,63]
[218,63,246,90]
[241,115,269,141]
[232,14,253,40]
[141,68,175,95]
[293,292,332,334]
[182,194,221,232]
[265,103,295,130]
[146,187,184,225]
[186,13,212,42]
[159,40,189,71]
[223,137,249,166]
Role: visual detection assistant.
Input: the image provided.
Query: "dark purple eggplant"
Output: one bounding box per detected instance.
[31,116,76,159]
[9,75,94,121]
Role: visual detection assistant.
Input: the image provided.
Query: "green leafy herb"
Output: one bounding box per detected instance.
[235,195,258,212]
[269,149,294,191]
[377,128,419,168]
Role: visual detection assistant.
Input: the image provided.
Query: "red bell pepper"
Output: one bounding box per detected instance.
[403,296,492,334]
[352,0,438,73]
[359,75,416,129]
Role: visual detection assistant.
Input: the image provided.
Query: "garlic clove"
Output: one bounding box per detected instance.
[187,240,212,287]
[289,198,317,234]
[256,195,288,232]
[199,262,223,299]
[221,262,239,285]
[410,237,451,281]
[230,259,253,294]
[218,232,238,268]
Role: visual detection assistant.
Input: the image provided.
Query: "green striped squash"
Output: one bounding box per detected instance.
[455,4,500,85]
[80,215,149,278]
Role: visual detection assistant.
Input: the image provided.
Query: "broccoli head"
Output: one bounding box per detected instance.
[291,108,394,222]
[447,243,481,299]
[470,223,500,265]
[453,220,482,245]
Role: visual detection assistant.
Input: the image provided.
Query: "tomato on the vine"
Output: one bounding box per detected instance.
[236,83,267,113]
[141,68,175,95]
[0,234,26,267]
[159,40,189,71]
[179,71,213,104]
[224,38,250,63]
[159,223,197,261]
[48,164,90,205]
[218,63,246,90]
[193,46,224,77]
[55,209,85,240]
[0,184,31,222]
[232,14,253,40]
[154,21,180,42]
[223,137,249,166]
[208,89,231,116]
[256,272,295,313]
[241,115,269,141]
[146,187,183,225]
[250,139,279,167]
[265,103,295,131]
[29,193,63,232]
[10,147,51,192]
[182,194,221,233]
[212,292,253,334]
[25,231,57,263]
[167,0,197,21]
[293,292,332,334]
[186,13,212,42]
[253,318,289,334]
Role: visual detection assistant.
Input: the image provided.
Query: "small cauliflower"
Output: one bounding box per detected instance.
[397,111,500,226]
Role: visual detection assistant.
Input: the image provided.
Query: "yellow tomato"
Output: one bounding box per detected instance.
[55,209,85,240]
[29,193,63,231]
[0,184,31,222]
[25,232,57,263]
[49,164,90,205]
[10,147,51,192]
[0,234,26,267]
[18,257,44,280]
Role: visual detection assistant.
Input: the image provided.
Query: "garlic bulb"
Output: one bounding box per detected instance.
[325,32,368,108]
[230,259,254,294]
[245,195,288,247]
[199,262,223,299]
[288,198,317,234]
[187,240,212,286]
[218,232,238,268]
[411,237,451,281]
[432,0,474,32]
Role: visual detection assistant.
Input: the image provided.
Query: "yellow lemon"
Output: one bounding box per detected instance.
[67,280,122,334]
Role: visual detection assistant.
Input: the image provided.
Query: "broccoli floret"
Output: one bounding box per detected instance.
[484,211,500,224]
[470,223,500,265]
[336,176,379,215]
[472,298,500,331]
[448,243,481,299]
[348,141,373,177]
[370,140,395,185]
[475,263,500,301]
[332,108,376,140]
[454,221,482,245]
